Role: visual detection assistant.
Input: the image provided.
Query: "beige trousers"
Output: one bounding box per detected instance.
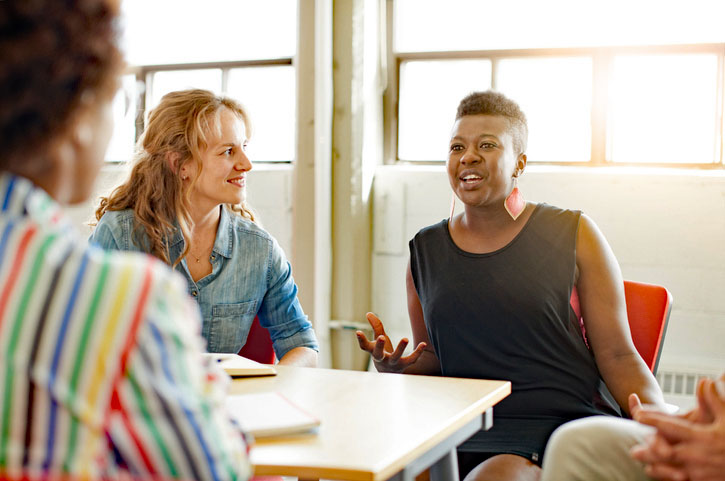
[540,416,655,481]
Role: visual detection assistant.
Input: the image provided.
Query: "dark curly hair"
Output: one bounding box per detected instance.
[0,0,123,168]
[456,90,528,156]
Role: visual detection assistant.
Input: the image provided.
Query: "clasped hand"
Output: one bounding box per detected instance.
[629,374,725,481]
[355,312,426,373]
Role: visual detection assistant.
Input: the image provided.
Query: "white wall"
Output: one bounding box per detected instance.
[372,165,725,382]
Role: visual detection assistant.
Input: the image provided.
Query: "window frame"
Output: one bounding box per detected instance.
[119,58,294,163]
[385,33,725,168]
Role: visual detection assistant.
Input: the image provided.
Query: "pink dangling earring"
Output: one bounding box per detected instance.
[504,176,525,221]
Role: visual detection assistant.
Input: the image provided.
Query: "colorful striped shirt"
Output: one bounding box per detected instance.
[0,173,251,481]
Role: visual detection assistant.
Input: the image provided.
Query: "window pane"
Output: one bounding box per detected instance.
[398,60,492,161]
[395,0,725,52]
[609,54,718,163]
[227,66,296,162]
[121,0,296,65]
[147,69,222,110]
[496,57,592,162]
[106,75,138,162]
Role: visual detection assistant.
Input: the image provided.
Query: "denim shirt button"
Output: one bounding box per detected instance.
[192,291,198,297]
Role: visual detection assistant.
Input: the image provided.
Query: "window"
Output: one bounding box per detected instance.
[106,74,139,162]
[390,0,725,166]
[106,0,297,162]
[136,64,296,163]
[398,60,491,161]
[608,54,719,164]
[147,69,223,108]
[226,66,296,162]
[496,57,592,163]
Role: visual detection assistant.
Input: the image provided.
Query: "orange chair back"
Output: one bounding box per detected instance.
[570,280,672,374]
[238,316,276,364]
[622,280,672,374]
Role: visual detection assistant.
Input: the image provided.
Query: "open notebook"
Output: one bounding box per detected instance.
[226,391,321,438]
[203,353,277,377]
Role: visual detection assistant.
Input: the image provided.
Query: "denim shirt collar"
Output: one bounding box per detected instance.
[167,205,234,260]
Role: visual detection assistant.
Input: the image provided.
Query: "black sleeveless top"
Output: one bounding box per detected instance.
[409,203,620,461]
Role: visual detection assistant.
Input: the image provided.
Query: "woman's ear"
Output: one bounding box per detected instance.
[515,153,527,177]
[166,151,184,177]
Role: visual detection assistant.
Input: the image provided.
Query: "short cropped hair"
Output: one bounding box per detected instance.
[0,0,123,167]
[456,91,528,155]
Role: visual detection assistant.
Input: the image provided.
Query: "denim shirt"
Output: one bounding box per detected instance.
[90,206,318,357]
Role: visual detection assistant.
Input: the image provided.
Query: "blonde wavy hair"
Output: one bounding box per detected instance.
[96,88,256,266]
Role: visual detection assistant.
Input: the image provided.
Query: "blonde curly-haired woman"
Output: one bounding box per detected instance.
[92,89,318,365]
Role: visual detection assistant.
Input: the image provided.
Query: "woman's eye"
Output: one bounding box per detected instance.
[480,142,495,149]
[450,144,463,152]
[222,148,233,156]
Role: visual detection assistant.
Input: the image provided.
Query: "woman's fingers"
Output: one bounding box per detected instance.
[629,393,643,420]
[371,335,387,362]
[357,318,426,373]
[366,312,395,352]
[643,462,687,481]
[366,312,387,338]
[702,379,725,419]
[388,338,410,363]
[355,330,374,353]
[631,434,673,464]
[638,412,697,445]
[400,342,427,367]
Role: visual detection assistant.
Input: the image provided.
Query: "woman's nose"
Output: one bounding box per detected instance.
[235,151,253,172]
[460,148,481,165]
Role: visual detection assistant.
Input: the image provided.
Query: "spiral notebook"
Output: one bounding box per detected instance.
[226,391,321,438]
[203,353,277,377]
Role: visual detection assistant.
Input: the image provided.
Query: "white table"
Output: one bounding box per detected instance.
[229,366,510,481]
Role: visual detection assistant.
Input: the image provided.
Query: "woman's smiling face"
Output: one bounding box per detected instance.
[447,114,522,209]
[183,107,252,210]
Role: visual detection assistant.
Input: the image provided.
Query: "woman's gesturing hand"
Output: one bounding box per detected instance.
[356,312,427,373]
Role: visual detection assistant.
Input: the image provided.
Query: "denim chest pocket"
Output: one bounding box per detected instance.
[208,300,258,353]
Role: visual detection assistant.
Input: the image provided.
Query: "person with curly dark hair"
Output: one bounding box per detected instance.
[0,1,251,480]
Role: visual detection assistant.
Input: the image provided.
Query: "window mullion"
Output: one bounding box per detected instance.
[590,52,611,165]
[221,68,229,94]
[383,0,398,163]
[716,47,725,166]
[133,69,148,144]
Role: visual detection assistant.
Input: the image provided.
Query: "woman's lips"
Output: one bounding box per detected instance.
[227,177,245,188]
[458,170,485,189]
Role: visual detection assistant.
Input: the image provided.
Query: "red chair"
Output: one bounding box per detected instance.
[238,316,276,364]
[570,280,672,374]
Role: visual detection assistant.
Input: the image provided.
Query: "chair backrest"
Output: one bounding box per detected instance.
[622,280,672,374]
[570,280,672,374]
[238,316,276,364]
